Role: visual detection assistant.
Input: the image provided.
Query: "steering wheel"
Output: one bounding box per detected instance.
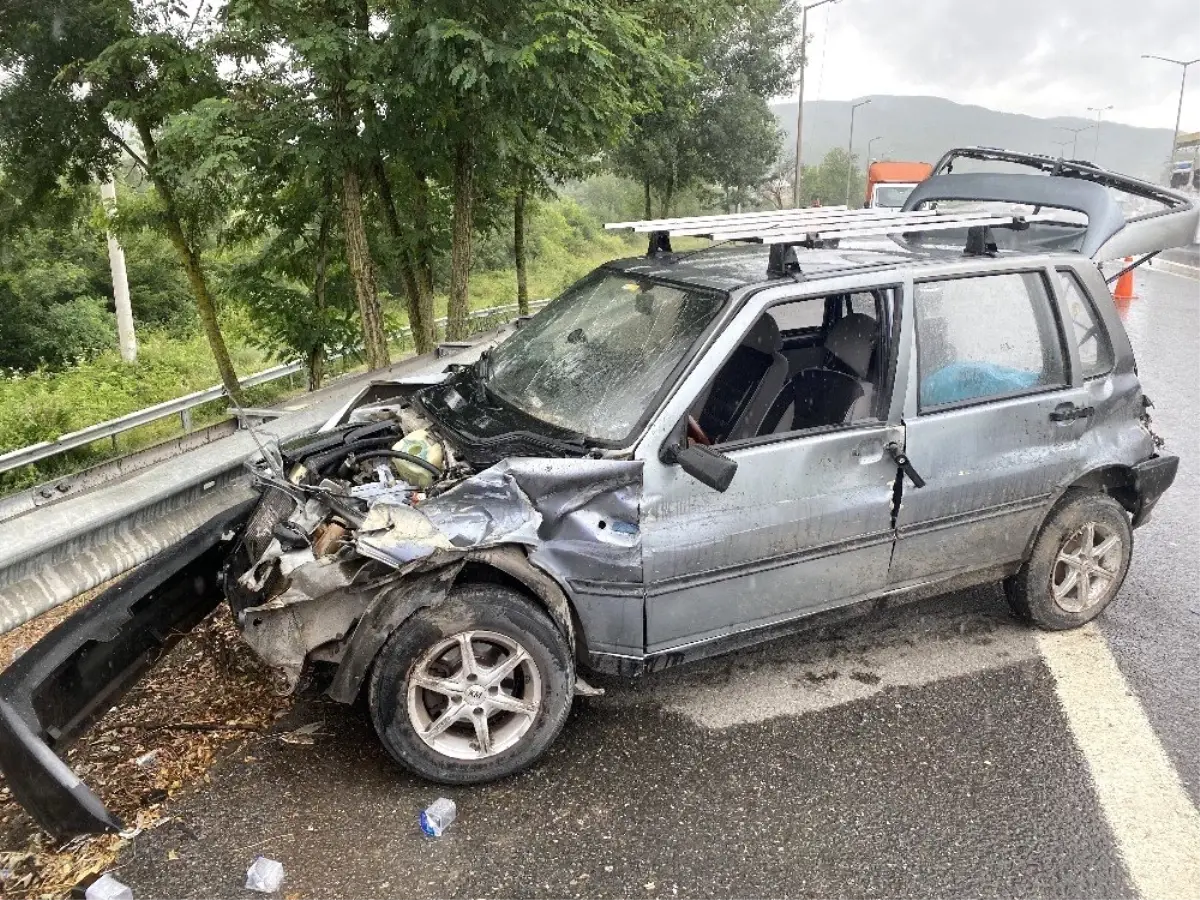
[687,415,712,446]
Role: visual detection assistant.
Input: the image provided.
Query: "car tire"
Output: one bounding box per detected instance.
[368,583,575,784]
[1005,492,1133,630]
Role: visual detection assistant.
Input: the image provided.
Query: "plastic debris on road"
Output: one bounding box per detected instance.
[133,750,158,768]
[244,856,285,893]
[85,873,134,900]
[419,798,457,837]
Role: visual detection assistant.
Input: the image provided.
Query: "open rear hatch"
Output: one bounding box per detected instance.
[903,146,1199,262]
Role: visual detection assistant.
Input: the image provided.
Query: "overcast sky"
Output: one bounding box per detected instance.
[792,0,1199,131]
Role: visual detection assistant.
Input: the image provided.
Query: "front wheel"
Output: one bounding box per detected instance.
[1006,492,1133,630]
[368,583,575,783]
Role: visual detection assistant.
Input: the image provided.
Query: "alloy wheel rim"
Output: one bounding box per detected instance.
[406,630,542,760]
[1051,521,1123,613]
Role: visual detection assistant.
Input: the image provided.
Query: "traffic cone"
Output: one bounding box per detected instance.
[1113,257,1136,301]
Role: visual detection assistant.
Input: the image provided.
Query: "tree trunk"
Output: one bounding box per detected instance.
[308,212,330,391]
[514,184,529,315]
[412,173,436,303]
[447,138,475,341]
[643,177,652,219]
[161,212,244,403]
[340,165,390,370]
[369,154,436,353]
[134,122,243,403]
[661,173,675,219]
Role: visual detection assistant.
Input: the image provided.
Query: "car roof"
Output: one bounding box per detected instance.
[602,240,1078,294]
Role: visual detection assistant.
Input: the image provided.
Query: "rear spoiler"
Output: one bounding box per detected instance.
[906,147,1198,261]
[0,499,255,837]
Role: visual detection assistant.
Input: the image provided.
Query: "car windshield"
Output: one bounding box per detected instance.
[874,184,915,208]
[485,271,725,442]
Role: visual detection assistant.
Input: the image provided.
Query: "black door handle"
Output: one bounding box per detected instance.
[1050,403,1095,423]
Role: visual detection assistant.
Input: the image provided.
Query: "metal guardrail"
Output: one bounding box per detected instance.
[0,301,542,477]
[0,306,541,635]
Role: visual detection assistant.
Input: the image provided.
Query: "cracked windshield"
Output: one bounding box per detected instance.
[485,273,724,441]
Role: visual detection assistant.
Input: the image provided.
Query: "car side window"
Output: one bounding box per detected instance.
[1056,269,1114,380]
[915,271,1066,410]
[770,299,824,333]
[687,289,894,447]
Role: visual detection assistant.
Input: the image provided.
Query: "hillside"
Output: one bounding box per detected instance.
[771,95,1176,180]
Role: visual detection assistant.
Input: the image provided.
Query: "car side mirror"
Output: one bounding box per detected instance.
[665,443,738,492]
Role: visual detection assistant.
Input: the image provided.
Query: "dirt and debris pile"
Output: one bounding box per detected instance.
[0,602,287,899]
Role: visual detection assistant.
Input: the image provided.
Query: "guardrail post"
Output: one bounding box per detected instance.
[180,408,193,432]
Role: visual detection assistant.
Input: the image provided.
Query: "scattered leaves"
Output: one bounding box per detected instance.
[0,603,289,899]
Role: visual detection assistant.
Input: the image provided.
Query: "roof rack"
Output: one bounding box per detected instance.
[605,206,1044,275]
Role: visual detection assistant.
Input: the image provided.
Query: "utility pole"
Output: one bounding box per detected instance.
[844,98,870,208]
[1087,105,1113,162]
[99,178,137,363]
[793,0,840,208]
[1142,55,1200,182]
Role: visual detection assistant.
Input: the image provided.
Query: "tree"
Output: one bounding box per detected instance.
[0,0,248,400]
[699,77,782,212]
[612,0,799,217]
[387,0,672,337]
[221,0,396,370]
[801,148,864,208]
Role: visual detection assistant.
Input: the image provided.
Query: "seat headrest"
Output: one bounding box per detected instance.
[825,312,878,379]
[742,313,782,356]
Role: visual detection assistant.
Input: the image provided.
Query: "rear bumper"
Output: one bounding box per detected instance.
[1130,453,1179,528]
[0,499,254,838]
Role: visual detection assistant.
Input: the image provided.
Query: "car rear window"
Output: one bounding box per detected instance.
[915,271,1067,409]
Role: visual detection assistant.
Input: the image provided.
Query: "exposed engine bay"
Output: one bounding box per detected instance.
[219,385,643,699]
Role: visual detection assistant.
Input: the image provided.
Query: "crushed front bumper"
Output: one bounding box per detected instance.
[0,499,255,838]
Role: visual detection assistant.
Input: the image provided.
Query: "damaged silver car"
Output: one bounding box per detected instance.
[1,148,1195,837]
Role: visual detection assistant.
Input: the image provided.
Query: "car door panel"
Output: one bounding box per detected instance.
[635,278,909,656]
[641,424,901,653]
[889,394,1090,583]
[890,265,1091,585]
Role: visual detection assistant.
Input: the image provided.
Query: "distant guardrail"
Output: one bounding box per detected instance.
[0,301,544,477]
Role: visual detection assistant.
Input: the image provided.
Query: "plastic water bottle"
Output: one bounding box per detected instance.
[85,873,134,900]
[420,798,457,837]
[244,856,285,893]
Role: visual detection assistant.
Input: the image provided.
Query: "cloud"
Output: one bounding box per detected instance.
[799,0,1200,129]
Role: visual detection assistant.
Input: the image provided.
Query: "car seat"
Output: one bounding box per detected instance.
[759,313,880,434]
[696,314,790,443]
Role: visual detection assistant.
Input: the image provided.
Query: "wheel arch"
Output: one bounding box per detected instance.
[1021,465,1137,561]
[326,546,584,705]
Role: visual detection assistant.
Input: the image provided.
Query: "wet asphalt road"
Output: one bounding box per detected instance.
[116,268,1198,899]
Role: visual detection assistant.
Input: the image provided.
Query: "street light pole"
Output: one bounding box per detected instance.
[1052,139,1072,159]
[1057,125,1091,159]
[866,135,884,161]
[793,0,840,208]
[844,98,870,207]
[1142,55,1200,181]
[1087,104,1113,162]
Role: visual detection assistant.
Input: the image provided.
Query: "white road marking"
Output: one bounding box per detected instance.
[1037,624,1200,900]
[1148,259,1200,280]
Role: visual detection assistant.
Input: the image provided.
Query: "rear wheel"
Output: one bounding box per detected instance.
[1006,492,1132,630]
[368,584,574,783]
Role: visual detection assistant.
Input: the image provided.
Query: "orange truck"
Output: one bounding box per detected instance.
[865,161,934,209]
